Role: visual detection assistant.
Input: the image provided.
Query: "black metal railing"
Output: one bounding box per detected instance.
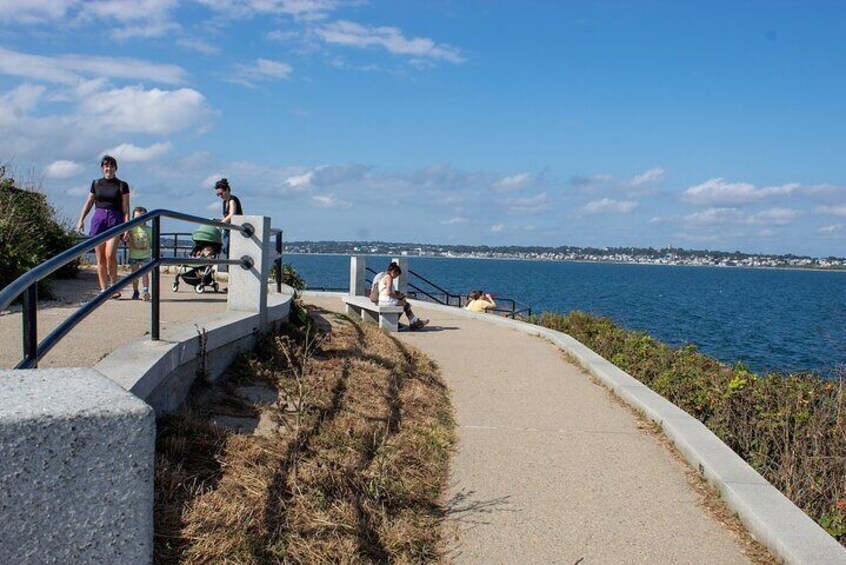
[0,210,283,370]
[83,232,203,265]
[363,265,532,319]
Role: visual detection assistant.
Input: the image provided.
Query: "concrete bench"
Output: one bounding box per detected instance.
[342,295,404,332]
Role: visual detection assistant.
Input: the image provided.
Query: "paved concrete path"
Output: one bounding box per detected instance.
[305,294,753,564]
[0,269,227,369]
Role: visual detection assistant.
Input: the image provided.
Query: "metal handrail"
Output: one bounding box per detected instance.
[364,265,530,317]
[0,209,270,369]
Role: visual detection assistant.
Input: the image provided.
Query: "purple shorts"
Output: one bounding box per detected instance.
[90,208,124,237]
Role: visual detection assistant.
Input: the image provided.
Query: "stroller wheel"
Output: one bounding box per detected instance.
[172,282,179,292]
[195,284,205,294]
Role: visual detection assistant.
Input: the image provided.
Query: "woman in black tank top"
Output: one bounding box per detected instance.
[215,178,243,221]
[75,155,130,298]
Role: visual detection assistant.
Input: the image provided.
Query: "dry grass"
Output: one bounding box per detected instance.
[155,307,456,564]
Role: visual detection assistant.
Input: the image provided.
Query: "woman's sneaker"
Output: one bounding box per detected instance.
[131,290,140,300]
[410,318,429,330]
[142,291,151,301]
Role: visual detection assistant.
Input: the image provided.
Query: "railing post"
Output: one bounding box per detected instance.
[22,284,37,368]
[275,231,283,294]
[391,257,408,294]
[350,256,366,296]
[151,216,161,341]
[228,216,270,327]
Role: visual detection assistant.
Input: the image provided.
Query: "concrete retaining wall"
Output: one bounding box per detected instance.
[304,290,846,565]
[96,292,291,413]
[0,368,155,564]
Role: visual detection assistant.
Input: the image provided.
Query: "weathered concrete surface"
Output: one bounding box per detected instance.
[0,269,227,370]
[305,294,753,564]
[95,292,292,413]
[0,368,155,564]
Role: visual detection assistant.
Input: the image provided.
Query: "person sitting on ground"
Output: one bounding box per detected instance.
[465,290,497,313]
[372,263,429,330]
[127,206,152,301]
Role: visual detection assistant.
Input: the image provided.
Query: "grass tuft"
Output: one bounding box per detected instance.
[155,308,456,563]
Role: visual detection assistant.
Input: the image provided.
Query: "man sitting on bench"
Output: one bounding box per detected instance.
[371,263,429,330]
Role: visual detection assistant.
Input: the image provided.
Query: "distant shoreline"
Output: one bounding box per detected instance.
[284,252,846,273]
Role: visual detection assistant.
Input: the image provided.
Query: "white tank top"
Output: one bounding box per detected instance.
[378,276,398,305]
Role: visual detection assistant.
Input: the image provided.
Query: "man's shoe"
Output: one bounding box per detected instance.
[410,319,429,330]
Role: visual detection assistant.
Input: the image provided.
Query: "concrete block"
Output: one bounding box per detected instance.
[379,312,400,332]
[0,368,155,564]
[391,257,408,294]
[361,308,378,325]
[349,256,366,296]
[720,481,846,564]
[659,415,769,486]
[228,215,271,326]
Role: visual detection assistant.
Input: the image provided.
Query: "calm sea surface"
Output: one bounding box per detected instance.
[286,253,846,377]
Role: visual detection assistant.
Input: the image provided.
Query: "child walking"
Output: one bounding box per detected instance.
[128,206,152,300]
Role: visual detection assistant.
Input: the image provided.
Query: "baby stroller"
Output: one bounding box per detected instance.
[172,225,223,294]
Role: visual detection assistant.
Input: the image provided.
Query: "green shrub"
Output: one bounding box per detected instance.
[269,262,306,290]
[532,310,846,545]
[0,167,79,299]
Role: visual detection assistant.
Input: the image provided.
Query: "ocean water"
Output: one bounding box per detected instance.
[286,253,846,377]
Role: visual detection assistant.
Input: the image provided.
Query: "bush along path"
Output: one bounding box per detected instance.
[533,310,846,546]
[155,304,457,564]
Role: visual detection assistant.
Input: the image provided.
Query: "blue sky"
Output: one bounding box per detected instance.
[1,1,845,256]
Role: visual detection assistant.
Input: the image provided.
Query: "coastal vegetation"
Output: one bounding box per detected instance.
[155,303,456,563]
[533,311,846,545]
[0,166,79,296]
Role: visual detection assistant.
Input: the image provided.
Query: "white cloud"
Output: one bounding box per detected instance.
[682,206,801,227]
[0,47,188,85]
[490,223,504,233]
[284,171,314,189]
[504,193,549,214]
[0,0,76,24]
[814,204,846,217]
[233,58,293,86]
[492,172,531,193]
[582,198,637,214]
[65,184,90,197]
[683,177,799,205]
[104,142,172,162]
[176,38,221,54]
[440,216,467,225]
[746,207,802,226]
[684,207,743,226]
[198,0,342,21]
[315,20,464,63]
[78,0,179,23]
[78,85,212,135]
[312,194,351,208]
[627,167,665,187]
[820,224,845,235]
[44,160,84,178]
[0,84,46,127]
[571,173,614,186]
[202,173,224,188]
